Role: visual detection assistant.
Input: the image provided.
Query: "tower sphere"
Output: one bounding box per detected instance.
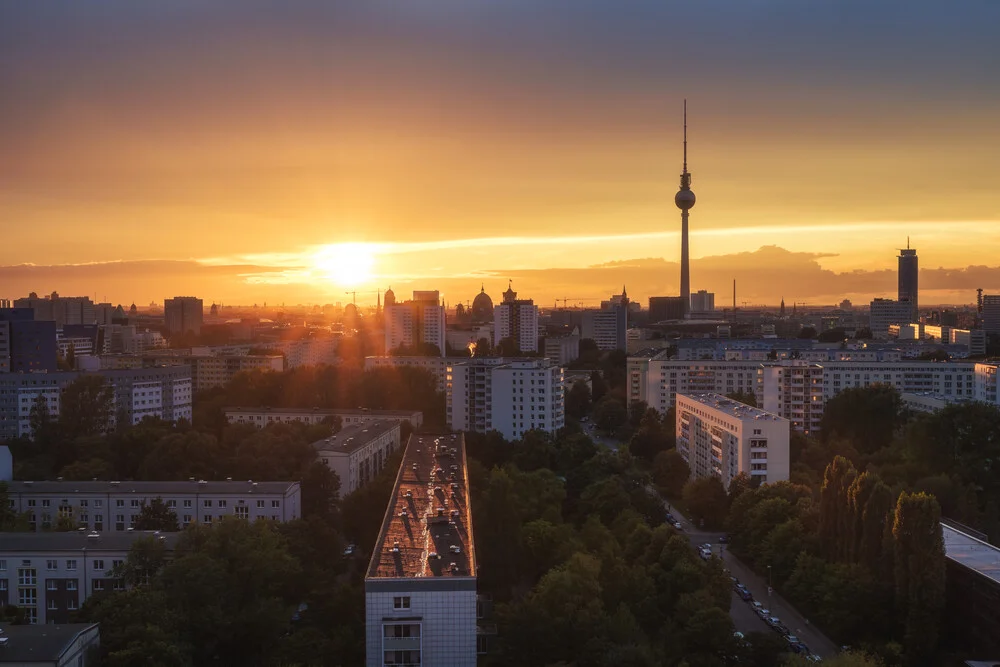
[675,190,696,210]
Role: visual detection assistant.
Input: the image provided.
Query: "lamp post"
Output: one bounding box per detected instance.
[767,565,773,600]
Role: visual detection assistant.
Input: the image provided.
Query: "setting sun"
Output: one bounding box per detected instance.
[313,243,376,288]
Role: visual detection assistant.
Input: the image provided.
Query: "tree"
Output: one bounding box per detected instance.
[817,327,849,343]
[855,328,874,340]
[847,472,880,563]
[818,456,856,561]
[0,482,30,531]
[652,449,690,498]
[859,481,894,574]
[300,460,341,523]
[133,498,180,531]
[682,477,729,529]
[726,471,753,505]
[798,326,817,339]
[820,386,903,456]
[565,380,592,421]
[590,370,609,402]
[59,375,115,438]
[628,409,672,462]
[593,395,627,434]
[892,492,945,666]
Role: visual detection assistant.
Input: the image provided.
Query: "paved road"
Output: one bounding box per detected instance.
[666,501,838,660]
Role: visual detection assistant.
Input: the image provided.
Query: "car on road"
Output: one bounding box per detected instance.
[751,601,763,612]
[343,543,357,557]
[786,636,808,653]
[701,543,712,551]
[766,616,781,627]
[699,549,711,561]
[673,522,683,531]
[756,608,771,620]
[805,655,822,662]
[719,535,730,543]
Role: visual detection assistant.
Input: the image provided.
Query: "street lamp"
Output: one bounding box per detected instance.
[767,565,773,600]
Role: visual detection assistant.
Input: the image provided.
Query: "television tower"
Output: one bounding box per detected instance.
[675,100,696,318]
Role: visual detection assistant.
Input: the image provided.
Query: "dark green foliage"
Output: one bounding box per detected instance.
[652,449,690,497]
[566,380,592,420]
[725,391,758,408]
[820,386,903,455]
[133,498,180,531]
[593,395,628,434]
[628,409,674,462]
[682,477,729,529]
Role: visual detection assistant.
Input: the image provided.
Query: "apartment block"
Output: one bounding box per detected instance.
[446,358,565,440]
[384,291,447,357]
[313,420,401,495]
[224,407,423,429]
[0,531,180,624]
[163,296,204,335]
[676,393,790,489]
[4,480,300,532]
[365,434,478,667]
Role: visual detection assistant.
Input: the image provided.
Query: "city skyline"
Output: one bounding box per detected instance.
[3,2,1000,306]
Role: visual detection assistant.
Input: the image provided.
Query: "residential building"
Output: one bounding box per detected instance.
[581,288,629,351]
[384,291,447,357]
[648,296,686,323]
[0,309,57,374]
[942,523,1000,656]
[0,622,100,665]
[365,434,477,667]
[690,290,715,314]
[139,352,283,391]
[899,392,970,414]
[446,358,564,440]
[163,297,204,335]
[492,282,539,353]
[0,366,193,440]
[675,393,790,489]
[0,531,180,624]
[270,337,339,368]
[951,329,987,356]
[224,406,423,429]
[628,350,999,432]
[898,245,919,322]
[313,420,401,495]
[13,293,96,328]
[870,298,917,339]
[983,295,1000,336]
[4,479,301,532]
[365,356,450,391]
[543,329,580,366]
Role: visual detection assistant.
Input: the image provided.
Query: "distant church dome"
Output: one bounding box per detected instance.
[129,303,138,315]
[384,287,396,308]
[471,286,494,321]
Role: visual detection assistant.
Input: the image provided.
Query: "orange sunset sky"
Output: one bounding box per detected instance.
[2,2,1000,308]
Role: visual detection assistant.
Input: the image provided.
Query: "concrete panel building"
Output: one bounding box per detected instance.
[0,309,57,374]
[675,393,790,489]
[0,531,180,624]
[163,297,204,335]
[493,283,539,354]
[224,407,423,429]
[365,356,450,392]
[313,420,401,495]
[4,480,300,532]
[365,434,477,667]
[384,291,447,357]
[0,622,100,664]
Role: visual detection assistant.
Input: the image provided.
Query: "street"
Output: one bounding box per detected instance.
[666,502,838,660]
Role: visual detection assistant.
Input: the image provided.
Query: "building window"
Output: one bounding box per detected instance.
[41,499,50,508]
[46,560,57,571]
[256,500,265,508]
[79,499,88,507]
[218,500,227,508]
[67,580,78,591]
[47,580,58,591]
[203,515,212,524]
[203,499,212,507]
[183,514,192,526]
[167,500,177,508]
[183,499,192,508]
[0,560,6,571]
[93,560,104,571]
[18,568,37,586]
[271,500,280,508]
[93,581,104,591]
[393,596,411,610]
[235,506,249,520]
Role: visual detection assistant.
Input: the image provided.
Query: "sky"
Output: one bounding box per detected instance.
[2,1,1000,308]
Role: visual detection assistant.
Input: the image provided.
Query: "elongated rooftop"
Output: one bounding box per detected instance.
[366,433,475,580]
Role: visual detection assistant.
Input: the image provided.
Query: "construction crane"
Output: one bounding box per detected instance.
[345,290,382,308]
[555,297,591,308]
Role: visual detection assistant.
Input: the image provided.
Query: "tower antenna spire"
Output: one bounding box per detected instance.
[683,99,688,175]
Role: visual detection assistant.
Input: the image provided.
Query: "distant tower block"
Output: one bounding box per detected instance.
[898,238,918,322]
[674,100,696,318]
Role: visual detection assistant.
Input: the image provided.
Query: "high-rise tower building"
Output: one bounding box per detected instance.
[898,240,918,322]
[674,101,695,318]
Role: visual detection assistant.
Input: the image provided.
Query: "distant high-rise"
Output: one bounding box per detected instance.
[384,290,446,356]
[163,296,204,335]
[0,308,57,373]
[493,281,538,353]
[674,100,696,318]
[898,240,918,322]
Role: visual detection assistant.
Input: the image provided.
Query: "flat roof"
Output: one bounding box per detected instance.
[4,479,298,495]
[0,530,181,552]
[677,392,787,422]
[942,523,1000,585]
[0,622,99,662]
[312,419,399,455]
[366,434,476,580]
[224,406,421,416]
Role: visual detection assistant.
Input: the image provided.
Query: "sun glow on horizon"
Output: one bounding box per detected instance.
[312,243,376,288]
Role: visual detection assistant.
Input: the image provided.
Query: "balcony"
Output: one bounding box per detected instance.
[383,637,421,651]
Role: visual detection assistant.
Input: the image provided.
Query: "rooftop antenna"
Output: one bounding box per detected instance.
[907,236,910,250]
[683,99,688,176]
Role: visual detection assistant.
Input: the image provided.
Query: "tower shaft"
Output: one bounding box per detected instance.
[681,210,690,315]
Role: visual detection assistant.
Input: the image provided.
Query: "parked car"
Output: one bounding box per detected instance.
[738,589,753,602]
[766,616,782,628]
[751,601,763,612]
[719,535,730,543]
[701,543,713,551]
[673,522,683,531]
[805,655,822,663]
[342,543,357,557]
[756,608,771,619]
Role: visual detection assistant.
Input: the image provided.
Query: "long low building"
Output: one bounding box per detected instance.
[224,406,423,429]
[0,622,101,664]
[313,420,401,495]
[364,356,450,391]
[4,479,301,532]
[675,393,790,489]
[0,366,193,441]
[629,351,1000,432]
[366,434,478,667]
[0,531,181,624]
[942,523,1000,656]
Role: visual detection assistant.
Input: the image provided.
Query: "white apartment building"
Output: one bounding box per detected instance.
[366,434,478,667]
[4,480,301,532]
[313,420,401,495]
[676,393,790,489]
[225,407,424,429]
[139,352,283,391]
[628,351,1000,432]
[446,358,565,440]
[493,284,539,353]
[0,366,193,440]
[384,292,447,357]
[869,298,915,339]
[543,332,581,366]
[0,531,180,624]
[365,356,450,391]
